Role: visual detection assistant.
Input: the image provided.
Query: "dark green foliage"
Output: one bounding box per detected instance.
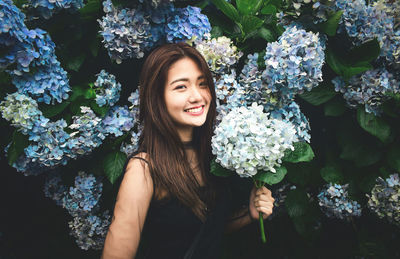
[255,166,287,185]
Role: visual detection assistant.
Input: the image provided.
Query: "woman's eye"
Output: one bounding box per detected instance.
[199,82,208,87]
[174,85,186,90]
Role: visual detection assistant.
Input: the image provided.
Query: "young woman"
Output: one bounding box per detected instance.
[101,43,275,259]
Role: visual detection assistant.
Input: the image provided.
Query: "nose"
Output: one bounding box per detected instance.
[188,86,202,103]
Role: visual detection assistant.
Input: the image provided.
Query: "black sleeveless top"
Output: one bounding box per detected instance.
[121,155,233,259]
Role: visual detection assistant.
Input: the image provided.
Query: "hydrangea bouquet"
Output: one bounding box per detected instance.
[211,103,299,242]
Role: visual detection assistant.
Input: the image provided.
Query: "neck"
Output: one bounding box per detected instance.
[177,127,193,142]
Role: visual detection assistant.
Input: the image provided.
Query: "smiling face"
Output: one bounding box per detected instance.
[164,57,211,141]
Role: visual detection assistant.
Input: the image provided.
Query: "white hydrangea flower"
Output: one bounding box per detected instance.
[212,103,298,177]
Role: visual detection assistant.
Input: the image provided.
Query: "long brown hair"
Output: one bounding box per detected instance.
[137,43,217,222]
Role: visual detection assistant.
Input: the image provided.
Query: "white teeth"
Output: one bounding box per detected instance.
[185,106,203,113]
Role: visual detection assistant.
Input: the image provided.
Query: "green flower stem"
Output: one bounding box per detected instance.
[254,179,266,243]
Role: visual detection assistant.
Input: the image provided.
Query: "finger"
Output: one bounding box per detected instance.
[254,200,274,208]
[256,186,271,196]
[254,194,275,203]
[256,206,273,216]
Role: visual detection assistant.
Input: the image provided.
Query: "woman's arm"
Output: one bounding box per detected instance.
[101,154,153,259]
[225,186,274,234]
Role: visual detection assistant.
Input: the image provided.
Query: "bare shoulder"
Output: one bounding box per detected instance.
[119,152,153,201]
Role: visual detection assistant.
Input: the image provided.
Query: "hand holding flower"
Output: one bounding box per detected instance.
[249,185,275,221]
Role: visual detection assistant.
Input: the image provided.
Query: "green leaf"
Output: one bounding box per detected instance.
[340,141,382,167]
[89,37,101,57]
[283,142,314,163]
[286,163,316,187]
[324,98,346,116]
[240,15,264,35]
[7,130,29,166]
[84,88,96,99]
[348,38,380,63]
[41,101,70,118]
[299,83,336,106]
[258,27,275,42]
[357,107,391,143]
[386,146,400,172]
[210,160,234,177]
[254,166,287,185]
[261,4,277,15]
[103,151,127,184]
[320,165,344,184]
[319,10,343,36]
[66,53,86,72]
[69,85,86,102]
[90,101,110,117]
[342,62,372,79]
[79,0,101,16]
[326,48,371,79]
[236,0,263,15]
[211,26,224,38]
[211,0,240,21]
[285,189,309,218]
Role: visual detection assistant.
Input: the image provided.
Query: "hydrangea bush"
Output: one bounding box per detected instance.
[2,0,400,254]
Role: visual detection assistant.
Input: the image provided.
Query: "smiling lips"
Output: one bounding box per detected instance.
[184,105,204,115]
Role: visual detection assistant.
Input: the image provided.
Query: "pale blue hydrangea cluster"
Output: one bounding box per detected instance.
[367,174,400,227]
[318,183,362,220]
[98,0,152,63]
[93,70,121,107]
[262,26,325,104]
[68,211,111,250]
[100,105,135,137]
[212,103,298,177]
[27,0,84,19]
[335,0,399,64]
[98,0,210,63]
[44,171,111,250]
[62,171,103,217]
[332,68,400,115]
[67,106,106,156]
[194,34,242,74]
[270,102,311,143]
[0,92,43,134]
[121,90,141,156]
[0,0,71,104]
[24,117,71,167]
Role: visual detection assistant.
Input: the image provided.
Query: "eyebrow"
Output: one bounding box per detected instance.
[169,75,205,85]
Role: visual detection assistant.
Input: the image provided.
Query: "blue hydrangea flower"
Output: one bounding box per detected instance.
[332,68,399,115]
[270,101,311,143]
[68,211,111,250]
[335,0,398,63]
[121,90,141,156]
[318,183,362,220]
[0,0,71,104]
[93,70,121,107]
[262,26,325,104]
[98,0,152,63]
[28,0,85,19]
[100,105,135,137]
[67,106,106,156]
[25,117,72,167]
[212,103,298,177]
[165,5,211,43]
[367,173,400,227]
[62,171,103,217]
